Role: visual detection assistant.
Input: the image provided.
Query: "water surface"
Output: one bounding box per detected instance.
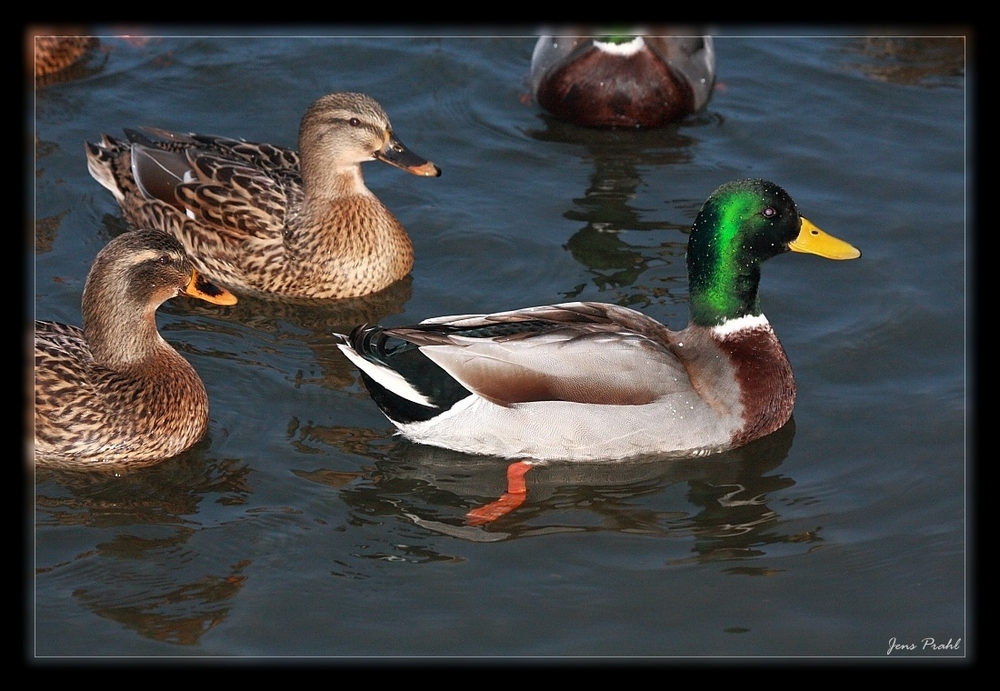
[31,28,968,659]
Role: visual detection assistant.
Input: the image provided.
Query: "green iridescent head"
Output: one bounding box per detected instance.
[686,179,860,327]
[594,32,638,45]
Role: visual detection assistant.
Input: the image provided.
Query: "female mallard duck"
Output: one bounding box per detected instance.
[85,92,441,300]
[529,29,716,128]
[336,179,861,463]
[34,229,238,470]
[32,33,98,79]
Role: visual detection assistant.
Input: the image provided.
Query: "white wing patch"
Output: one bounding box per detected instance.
[336,343,436,408]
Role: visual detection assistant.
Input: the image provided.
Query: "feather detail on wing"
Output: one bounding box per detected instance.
[382,302,693,407]
[130,147,289,242]
[337,340,436,407]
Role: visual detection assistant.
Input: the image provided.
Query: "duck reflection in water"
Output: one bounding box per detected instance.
[298,417,802,556]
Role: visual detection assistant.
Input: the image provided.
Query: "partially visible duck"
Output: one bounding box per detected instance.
[530,29,716,128]
[31,32,98,79]
[86,92,441,300]
[336,179,860,463]
[34,229,237,469]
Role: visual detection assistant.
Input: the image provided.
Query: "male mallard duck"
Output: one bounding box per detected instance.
[85,92,441,300]
[530,29,716,128]
[336,179,860,463]
[34,229,237,470]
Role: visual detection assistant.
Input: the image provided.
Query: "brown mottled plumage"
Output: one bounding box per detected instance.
[33,229,237,470]
[85,92,441,300]
[32,34,98,79]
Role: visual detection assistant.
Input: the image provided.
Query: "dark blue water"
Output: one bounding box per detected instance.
[31,29,967,658]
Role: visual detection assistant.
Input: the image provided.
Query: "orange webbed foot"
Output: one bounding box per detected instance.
[465,460,533,526]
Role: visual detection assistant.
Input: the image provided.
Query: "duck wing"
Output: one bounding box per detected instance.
[342,302,692,409]
[127,128,297,243]
[33,322,101,450]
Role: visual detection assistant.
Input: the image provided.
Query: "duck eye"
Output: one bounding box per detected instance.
[157,254,171,265]
[761,206,776,219]
[348,117,361,127]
